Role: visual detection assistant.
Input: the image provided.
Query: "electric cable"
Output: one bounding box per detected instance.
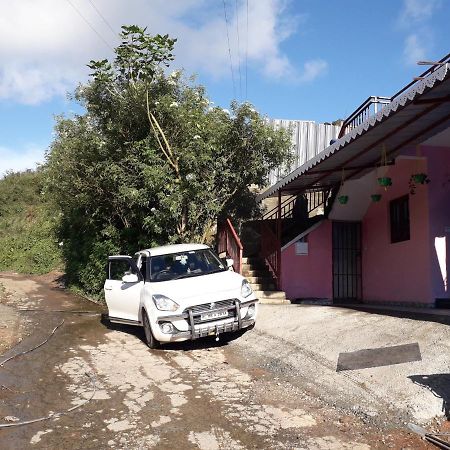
[222,0,237,100]
[86,0,117,38]
[235,0,242,101]
[245,0,249,100]
[65,0,114,51]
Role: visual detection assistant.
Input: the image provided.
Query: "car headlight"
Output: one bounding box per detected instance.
[152,294,179,311]
[241,279,252,298]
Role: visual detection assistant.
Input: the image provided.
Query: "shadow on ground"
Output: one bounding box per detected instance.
[409,373,450,419]
[289,303,450,326]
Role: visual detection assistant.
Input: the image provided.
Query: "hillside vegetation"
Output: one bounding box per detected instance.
[0,170,62,274]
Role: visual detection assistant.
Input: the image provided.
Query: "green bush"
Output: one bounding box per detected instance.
[0,170,62,274]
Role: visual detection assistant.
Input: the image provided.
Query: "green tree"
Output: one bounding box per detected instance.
[46,25,291,297]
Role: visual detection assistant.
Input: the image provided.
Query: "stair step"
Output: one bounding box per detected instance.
[253,290,287,300]
[242,269,268,277]
[258,297,291,305]
[245,276,272,284]
[242,257,266,265]
[242,262,267,271]
[249,283,276,291]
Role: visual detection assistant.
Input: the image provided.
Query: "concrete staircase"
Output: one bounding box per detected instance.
[241,257,290,304]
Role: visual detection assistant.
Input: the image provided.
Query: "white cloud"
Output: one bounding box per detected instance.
[398,0,441,26]
[0,0,325,104]
[0,145,46,177]
[298,59,328,83]
[403,34,426,66]
[397,0,441,66]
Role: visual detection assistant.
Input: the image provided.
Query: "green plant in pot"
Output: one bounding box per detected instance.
[338,195,349,204]
[409,173,430,195]
[411,173,429,184]
[377,177,392,187]
[371,194,382,202]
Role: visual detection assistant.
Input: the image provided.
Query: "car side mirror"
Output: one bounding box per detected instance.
[122,273,139,283]
[226,258,234,269]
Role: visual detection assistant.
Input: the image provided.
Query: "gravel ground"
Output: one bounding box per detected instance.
[232,304,450,427]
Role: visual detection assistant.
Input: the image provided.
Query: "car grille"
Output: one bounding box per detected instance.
[185,299,238,324]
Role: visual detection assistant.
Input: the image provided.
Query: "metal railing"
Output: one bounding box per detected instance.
[260,221,281,289]
[338,52,450,139]
[217,218,243,275]
[338,96,391,138]
[263,189,330,221]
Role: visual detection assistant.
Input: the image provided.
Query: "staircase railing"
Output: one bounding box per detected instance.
[263,189,330,221]
[260,221,281,289]
[217,218,243,274]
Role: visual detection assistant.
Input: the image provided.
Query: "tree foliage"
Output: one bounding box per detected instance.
[45,26,292,296]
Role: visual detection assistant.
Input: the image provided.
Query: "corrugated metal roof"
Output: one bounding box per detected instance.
[267,120,340,185]
[258,62,450,200]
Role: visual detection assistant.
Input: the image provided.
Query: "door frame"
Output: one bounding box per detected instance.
[104,256,144,324]
[332,221,362,303]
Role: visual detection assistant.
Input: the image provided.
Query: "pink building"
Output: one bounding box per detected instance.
[256,55,450,307]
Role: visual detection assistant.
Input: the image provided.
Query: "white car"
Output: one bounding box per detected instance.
[104,243,258,348]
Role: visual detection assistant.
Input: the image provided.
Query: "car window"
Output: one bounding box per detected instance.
[150,249,225,282]
[108,259,136,281]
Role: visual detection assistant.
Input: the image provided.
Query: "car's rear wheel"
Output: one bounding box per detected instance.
[142,310,159,349]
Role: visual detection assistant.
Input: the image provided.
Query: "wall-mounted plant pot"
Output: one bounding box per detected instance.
[371,194,382,202]
[377,177,392,187]
[411,173,429,184]
[338,195,349,204]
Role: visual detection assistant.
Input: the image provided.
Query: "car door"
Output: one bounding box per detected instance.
[104,256,143,324]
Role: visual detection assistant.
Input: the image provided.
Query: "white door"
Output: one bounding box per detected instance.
[104,256,143,324]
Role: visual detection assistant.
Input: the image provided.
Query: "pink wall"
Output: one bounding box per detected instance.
[281,220,332,300]
[362,157,433,304]
[423,145,450,300]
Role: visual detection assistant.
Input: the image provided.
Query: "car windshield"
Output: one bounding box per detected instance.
[149,249,226,282]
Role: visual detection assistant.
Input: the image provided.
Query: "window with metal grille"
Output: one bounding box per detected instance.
[390,195,410,243]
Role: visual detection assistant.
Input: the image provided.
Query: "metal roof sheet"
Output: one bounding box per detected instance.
[258,62,450,200]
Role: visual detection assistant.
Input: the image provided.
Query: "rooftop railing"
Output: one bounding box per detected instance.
[338,52,450,139]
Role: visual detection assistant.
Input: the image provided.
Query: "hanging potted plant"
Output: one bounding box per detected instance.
[409,173,430,194]
[377,144,392,188]
[371,194,382,202]
[377,177,392,187]
[337,169,349,204]
[409,146,431,194]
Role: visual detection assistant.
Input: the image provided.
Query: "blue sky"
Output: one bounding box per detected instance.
[0,0,449,175]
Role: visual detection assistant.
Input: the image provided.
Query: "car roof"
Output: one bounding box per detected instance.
[137,243,210,257]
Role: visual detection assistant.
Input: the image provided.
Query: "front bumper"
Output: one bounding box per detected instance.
[170,318,255,340]
[156,299,257,341]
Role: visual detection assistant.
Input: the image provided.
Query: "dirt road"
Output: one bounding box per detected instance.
[0,273,434,449]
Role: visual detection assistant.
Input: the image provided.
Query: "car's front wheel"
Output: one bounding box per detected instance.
[142,310,159,349]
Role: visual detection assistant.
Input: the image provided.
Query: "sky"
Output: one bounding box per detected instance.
[0,0,449,176]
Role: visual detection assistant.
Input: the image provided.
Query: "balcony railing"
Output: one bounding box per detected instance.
[339,53,450,139]
[338,96,391,138]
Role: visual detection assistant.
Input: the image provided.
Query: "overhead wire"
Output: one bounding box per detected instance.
[235,0,242,101]
[85,0,117,39]
[65,0,114,51]
[245,0,249,101]
[222,0,237,100]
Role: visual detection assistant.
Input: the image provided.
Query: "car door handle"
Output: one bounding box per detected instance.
[104,286,112,290]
